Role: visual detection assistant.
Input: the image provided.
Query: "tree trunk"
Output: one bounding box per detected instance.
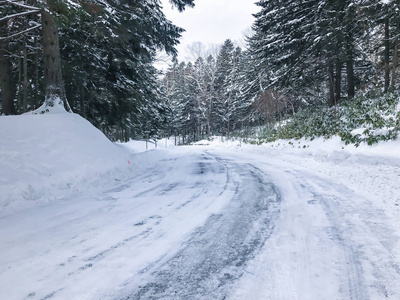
[41,9,71,111]
[346,37,355,98]
[80,82,86,117]
[384,16,390,93]
[0,43,15,115]
[391,39,398,89]
[18,55,22,111]
[34,37,40,109]
[335,61,341,105]
[207,96,212,135]
[0,19,15,115]
[22,37,28,112]
[328,60,335,106]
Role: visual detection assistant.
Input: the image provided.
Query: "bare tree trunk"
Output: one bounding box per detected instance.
[335,61,341,105]
[18,55,22,111]
[34,37,39,109]
[41,9,71,111]
[226,95,230,140]
[328,60,335,106]
[207,96,212,135]
[0,41,15,115]
[391,39,398,89]
[0,19,15,115]
[80,83,86,117]
[22,37,28,112]
[343,27,355,99]
[384,16,390,93]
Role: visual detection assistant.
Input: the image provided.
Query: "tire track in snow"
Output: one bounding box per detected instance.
[282,168,400,299]
[122,154,281,300]
[297,178,366,300]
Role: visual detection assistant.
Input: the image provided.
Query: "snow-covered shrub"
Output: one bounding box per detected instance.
[253,92,400,146]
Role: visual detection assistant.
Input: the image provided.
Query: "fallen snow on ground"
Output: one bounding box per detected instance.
[0,113,133,217]
[214,136,400,242]
[208,137,400,299]
[1,113,400,299]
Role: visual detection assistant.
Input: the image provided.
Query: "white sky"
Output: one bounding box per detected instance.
[161,0,258,62]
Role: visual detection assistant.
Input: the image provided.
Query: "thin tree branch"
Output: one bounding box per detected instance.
[0,24,41,40]
[0,9,40,23]
[4,0,40,11]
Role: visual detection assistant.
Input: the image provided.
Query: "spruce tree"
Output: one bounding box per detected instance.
[214,39,234,134]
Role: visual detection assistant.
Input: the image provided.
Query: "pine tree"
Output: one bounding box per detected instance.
[1,0,195,141]
[204,54,217,134]
[249,0,364,107]
[223,46,243,136]
[58,0,195,139]
[214,39,234,134]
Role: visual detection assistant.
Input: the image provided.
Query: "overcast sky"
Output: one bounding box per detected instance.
[161,0,258,62]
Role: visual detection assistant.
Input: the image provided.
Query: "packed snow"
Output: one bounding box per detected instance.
[1,112,400,299]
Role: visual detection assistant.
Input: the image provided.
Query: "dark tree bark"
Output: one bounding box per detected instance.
[384,16,390,93]
[328,60,335,106]
[0,20,15,115]
[33,37,40,109]
[335,61,342,104]
[22,37,28,111]
[346,35,355,98]
[41,9,71,111]
[79,83,86,117]
[391,39,398,89]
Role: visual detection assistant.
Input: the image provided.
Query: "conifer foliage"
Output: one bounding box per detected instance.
[161,1,400,144]
[245,0,397,109]
[0,0,193,140]
[161,40,255,143]
[2,0,400,143]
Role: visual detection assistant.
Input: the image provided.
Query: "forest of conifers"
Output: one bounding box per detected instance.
[0,0,399,143]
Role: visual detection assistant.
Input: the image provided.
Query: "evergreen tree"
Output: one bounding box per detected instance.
[204,54,217,134]
[1,0,195,141]
[249,0,364,107]
[214,39,234,134]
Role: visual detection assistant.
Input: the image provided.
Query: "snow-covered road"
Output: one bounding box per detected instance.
[127,152,281,299]
[1,147,400,299]
[227,150,400,300]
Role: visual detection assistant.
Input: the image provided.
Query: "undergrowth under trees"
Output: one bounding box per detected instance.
[241,92,400,146]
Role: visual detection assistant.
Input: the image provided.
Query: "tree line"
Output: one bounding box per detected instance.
[247,0,400,107]
[1,0,400,142]
[0,0,193,140]
[161,0,400,144]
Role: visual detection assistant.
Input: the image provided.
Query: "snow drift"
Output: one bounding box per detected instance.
[0,113,131,216]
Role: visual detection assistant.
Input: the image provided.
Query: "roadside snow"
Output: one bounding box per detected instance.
[217,136,400,226]
[210,136,400,266]
[0,113,132,217]
[118,138,176,153]
[1,112,400,299]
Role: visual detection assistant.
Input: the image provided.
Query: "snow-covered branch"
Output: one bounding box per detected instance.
[0,9,40,23]
[4,0,40,11]
[0,24,41,40]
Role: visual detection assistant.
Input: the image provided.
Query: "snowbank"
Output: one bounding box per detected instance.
[0,113,132,216]
[209,136,400,238]
[118,137,176,153]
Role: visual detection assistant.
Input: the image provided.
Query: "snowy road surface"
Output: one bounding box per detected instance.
[1,147,400,299]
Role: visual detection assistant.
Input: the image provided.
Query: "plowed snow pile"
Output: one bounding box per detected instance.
[0,112,131,216]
